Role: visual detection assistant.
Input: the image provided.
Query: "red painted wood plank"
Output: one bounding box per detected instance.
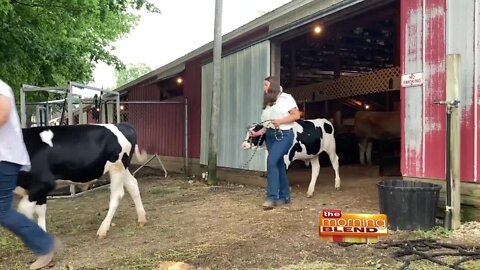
[476,0,480,183]
[400,0,424,178]
[423,0,446,180]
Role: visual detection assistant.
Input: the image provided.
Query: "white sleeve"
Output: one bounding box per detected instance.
[284,94,298,111]
[0,80,13,98]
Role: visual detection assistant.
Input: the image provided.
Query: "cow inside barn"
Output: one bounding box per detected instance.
[13,123,148,239]
[353,110,401,165]
[242,119,341,197]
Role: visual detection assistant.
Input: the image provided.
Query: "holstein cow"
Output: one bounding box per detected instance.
[14,123,148,239]
[242,119,341,197]
[353,110,401,165]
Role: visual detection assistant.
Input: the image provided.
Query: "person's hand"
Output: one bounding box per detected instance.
[249,130,263,137]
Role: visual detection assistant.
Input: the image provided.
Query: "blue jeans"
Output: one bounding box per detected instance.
[264,128,294,203]
[0,161,54,255]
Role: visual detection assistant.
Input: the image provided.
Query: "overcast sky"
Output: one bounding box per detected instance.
[89,0,291,91]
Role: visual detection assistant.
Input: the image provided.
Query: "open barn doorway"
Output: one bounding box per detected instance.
[273,0,401,189]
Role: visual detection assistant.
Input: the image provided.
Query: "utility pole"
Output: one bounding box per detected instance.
[207,0,223,185]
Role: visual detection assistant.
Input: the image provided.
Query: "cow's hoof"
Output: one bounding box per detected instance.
[138,219,147,227]
[335,187,341,191]
[306,193,313,198]
[96,227,108,239]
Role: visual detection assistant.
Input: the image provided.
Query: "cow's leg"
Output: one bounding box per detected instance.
[306,157,320,198]
[17,195,36,220]
[326,145,341,191]
[366,141,373,165]
[19,179,53,230]
[97,168,125,239]
[123,169,147,226]
[358,138,367,165]
[35,196,48,231]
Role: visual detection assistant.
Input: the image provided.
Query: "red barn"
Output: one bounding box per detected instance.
[114,0,480,218]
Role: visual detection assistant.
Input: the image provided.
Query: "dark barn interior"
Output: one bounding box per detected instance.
[277,1,401,176]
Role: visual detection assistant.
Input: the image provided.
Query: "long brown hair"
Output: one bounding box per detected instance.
[263,76,281,108]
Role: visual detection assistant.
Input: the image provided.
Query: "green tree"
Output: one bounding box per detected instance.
[115,63,151,87]
[0,0,160,102]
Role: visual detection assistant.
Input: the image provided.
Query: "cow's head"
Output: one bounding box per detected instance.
[241,125,266,150]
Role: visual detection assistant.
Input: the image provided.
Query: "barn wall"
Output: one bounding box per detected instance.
[446,0,479,183]
[400,0,447,180]
[184,58,202,159]
[127,84,185,157]
[200,41,270,171]
[477,0,480,183]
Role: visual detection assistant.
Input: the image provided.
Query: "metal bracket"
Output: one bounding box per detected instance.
[433,99,460,114]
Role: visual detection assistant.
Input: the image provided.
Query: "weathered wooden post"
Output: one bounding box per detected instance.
[434,54,461,230]
[446,54,461,230]
[207,0,223,185]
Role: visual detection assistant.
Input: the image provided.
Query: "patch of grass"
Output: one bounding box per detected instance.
[158,247,208,263]
[406,260,453,270]
[418,226,451,239]
[279,260,400,270]
[148,187,177,196]
[461,260,480,270]
[0,232,24,252]
[280,261,349,270]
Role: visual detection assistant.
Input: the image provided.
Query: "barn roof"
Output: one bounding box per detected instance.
[113,0,319,93]
[112,0,393,95]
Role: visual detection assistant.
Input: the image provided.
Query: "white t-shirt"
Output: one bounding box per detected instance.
[0,79,31,169]
[261,92,298,130]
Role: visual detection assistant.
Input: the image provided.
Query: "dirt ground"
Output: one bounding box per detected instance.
[0,165,479,270]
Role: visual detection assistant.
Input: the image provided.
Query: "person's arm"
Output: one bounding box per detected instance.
[272,95,301,126]
[274,108,301,126]
[0,95,11,127]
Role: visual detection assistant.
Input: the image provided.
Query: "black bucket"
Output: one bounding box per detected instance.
[377,179,442,231]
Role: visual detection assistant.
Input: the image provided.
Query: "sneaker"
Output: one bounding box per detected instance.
[30,237,62,270]
[262,200,275,210]
[276,199,290,205]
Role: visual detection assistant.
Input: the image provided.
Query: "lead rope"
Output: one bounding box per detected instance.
[241,120,283,169]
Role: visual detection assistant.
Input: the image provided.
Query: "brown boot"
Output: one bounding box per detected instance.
[30,237,61,270]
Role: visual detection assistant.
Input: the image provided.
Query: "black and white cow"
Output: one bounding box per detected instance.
[241,118,341,197]
[14,123,148,239]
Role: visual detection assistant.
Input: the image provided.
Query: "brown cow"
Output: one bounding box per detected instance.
[353,110,400,165]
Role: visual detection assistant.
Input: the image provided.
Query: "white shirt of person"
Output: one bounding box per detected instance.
[0,79,31,170]
[261,92,298,130]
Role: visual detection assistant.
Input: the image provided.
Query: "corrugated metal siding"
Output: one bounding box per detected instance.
[401,0,446,180]
[127,84,184,157]
[184,59,202,159]
[200,41,270,171]
[128,84,161,100]
[447,0,477,182]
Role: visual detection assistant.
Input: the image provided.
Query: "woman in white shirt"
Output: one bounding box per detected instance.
[0,79,60,269]
[250,76,301,209]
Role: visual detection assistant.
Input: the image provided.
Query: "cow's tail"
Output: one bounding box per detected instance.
[134,144,148,162]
